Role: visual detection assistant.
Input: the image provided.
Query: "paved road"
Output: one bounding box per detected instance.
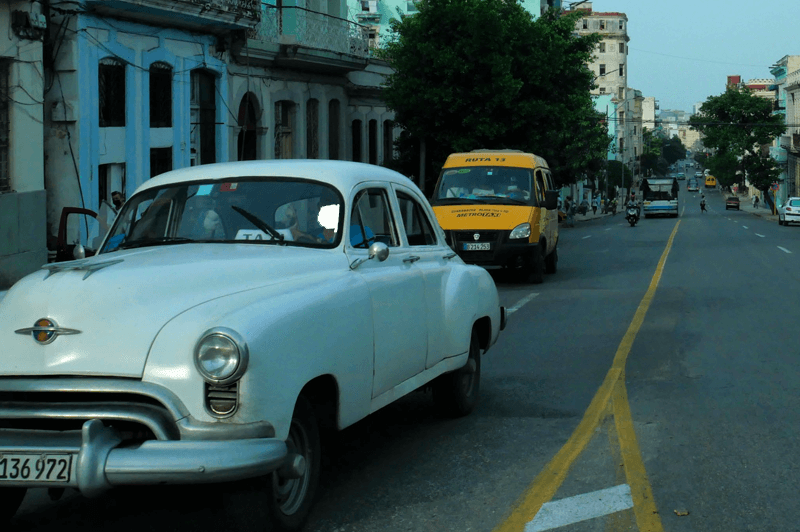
[9,188,800,531]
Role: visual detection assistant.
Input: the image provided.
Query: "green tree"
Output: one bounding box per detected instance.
[379,1,609,193]
[689,87,785,190]
[639,127,663,176]
[598,160,633,198]
[661,136,686,166]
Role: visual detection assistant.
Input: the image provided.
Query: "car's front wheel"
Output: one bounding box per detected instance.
[267,395,321,531]
[434,329,481,417]
[0,488,26,523]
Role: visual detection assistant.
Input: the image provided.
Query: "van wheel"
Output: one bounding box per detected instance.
[545,246,558,274]
[529,245,545,284]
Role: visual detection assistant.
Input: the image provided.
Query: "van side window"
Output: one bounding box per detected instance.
[534,170,547,205]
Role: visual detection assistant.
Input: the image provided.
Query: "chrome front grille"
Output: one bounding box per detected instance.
[205,382,238,417]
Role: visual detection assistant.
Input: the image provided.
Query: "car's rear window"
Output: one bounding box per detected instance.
[789,199,800,207]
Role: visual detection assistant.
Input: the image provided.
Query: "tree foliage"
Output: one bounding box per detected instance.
[661,136,686,166]
[379,1,610,192]
[689,87,785,190]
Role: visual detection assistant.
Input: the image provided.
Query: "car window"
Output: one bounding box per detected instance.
[350,188,398,248]
[790,199,800,207]
[534,169,547,205]
[396,191,437,246]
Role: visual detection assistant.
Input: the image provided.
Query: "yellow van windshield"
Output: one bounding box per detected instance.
[434,167,533,204]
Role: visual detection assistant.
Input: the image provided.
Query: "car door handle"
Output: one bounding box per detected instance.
[403,256,421,263]
[443,252,457,259]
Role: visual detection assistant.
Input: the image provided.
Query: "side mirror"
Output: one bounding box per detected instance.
[368,241,389,262]
[73,243,86,260]
[544,190,559,210]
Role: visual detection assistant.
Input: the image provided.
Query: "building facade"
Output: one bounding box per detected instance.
[0,0,48,288]
[785,69,800,199]
[0,0,398,288]
[769,55,800,201]
[570,2,628,102]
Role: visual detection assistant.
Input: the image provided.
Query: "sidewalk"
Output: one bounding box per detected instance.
[733,194,779,222]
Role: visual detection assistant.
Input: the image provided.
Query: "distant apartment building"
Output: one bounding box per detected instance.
[570,2,628,102]
[785,68,800,197]
[769,56,800,200]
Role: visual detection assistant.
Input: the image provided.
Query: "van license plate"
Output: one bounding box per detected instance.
[0,453,74,483]
[463,243,490,251]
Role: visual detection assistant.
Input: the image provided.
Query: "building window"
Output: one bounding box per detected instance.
[599,64,606,76]
[599,42,605,53]
[99,58,125,127]
[599,20,605,30]
[619,111,624,125]
[329,100,340,160]
[368,119,377,165]
[619,64,624,76]
[98,163,126,207]
[582,19,587,29]
[190,70,216,165]
[0,60,8,192]
[275,100,295,159]
[368,27,379,49]
[150,147,172,178]
[619,42,625,54]
[237,93,259,161]
[619,19,624,30]
[306,99,319,159]
[149,62,172,128]
[383,120,394,163]
[618,86,624,100]
[351,119,362,162]
[599,87,606,94]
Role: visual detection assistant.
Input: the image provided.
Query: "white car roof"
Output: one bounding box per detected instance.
[135,160,418,197]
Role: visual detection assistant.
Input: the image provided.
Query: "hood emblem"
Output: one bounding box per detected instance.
[473,233,480,241]
[15,318,81,345]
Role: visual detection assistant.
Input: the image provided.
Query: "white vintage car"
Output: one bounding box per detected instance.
[0,160,505,530]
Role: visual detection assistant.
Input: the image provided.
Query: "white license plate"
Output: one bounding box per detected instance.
[0,453,75,483]
[463,243,491,251]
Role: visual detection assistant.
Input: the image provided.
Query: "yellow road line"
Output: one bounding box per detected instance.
[613,375,662,531]
[493,221,680,532]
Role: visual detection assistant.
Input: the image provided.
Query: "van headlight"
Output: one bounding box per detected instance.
[509,223,531,240]
[194,327,249,384]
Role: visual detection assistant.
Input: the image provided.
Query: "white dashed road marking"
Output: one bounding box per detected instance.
[755,234,765,238]
[742,226,749,229]
[778,246,792,254]
[506,292,540,315]
[582,235,592,240]
[526,484,634,532]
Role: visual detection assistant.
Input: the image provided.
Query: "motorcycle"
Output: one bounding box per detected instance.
[626,206,639,227]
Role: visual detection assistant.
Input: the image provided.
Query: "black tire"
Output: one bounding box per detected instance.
[433,329,480,417]
[267,395,321,532]
[0,488,26,523]
[528,245,545,284]
[779,217,784,226]
[544,246,558,274]
[629,219,636,226]
[225,396,321,532]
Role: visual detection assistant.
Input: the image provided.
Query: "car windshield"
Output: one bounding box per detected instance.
[433,166,534,205]
[99,177,344,253]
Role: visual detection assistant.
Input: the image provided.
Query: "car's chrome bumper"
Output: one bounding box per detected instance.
[0,418,287,496]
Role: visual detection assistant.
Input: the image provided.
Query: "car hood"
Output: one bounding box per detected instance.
[0,244,345,378]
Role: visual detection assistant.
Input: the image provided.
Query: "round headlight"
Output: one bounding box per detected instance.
[194,329,249,383]
[509,223,531,240]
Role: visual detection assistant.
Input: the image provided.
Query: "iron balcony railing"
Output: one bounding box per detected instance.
[249,4,369,59]
[198,0,261,19]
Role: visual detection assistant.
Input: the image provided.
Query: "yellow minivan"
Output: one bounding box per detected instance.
[430,149,559,283]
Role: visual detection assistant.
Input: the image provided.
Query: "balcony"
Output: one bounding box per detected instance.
[241,4,369,73]
[80,0,260,32]
[356,0,381,23]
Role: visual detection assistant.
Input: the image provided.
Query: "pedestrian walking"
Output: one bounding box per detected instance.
[754,195,760,209]
[700,194,707,213]
[564,196,576,227]
[592,196,599,215]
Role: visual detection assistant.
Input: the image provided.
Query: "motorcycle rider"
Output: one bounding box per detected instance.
[626,192,640,216]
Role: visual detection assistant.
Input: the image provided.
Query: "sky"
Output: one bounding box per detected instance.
[586,0,800,113]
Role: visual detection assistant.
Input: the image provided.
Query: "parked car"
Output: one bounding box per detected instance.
[0,160,505,530]
[725,196,740,210]
[778,196,800,225]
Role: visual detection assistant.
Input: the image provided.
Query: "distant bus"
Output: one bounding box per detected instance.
[642,178,679,218]
[705,175,717,188]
